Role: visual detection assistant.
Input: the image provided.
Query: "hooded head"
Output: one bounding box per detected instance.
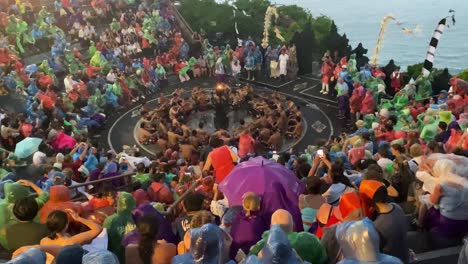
[271,209,293,233]
[33,151,47,166]
[49,185,71,203]
[7,248,46,264]
[4,182,30,204]
[336,218,380,262]
[117,192,136,214]
[190,223,223,263]
[261,224,304,264]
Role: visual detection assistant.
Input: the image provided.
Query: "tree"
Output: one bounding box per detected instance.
[458,69,468,81]
[432,68,452,93]
[382,59,398,94]
[406,63,424,80]
[293,18,315,74]
[351,43,369,69]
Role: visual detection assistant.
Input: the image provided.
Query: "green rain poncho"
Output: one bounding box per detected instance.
[156,64,166,79]
[179,59,196,76]
[363,114,378,129]
[348,54,357,74]
[206,49,215,68]
[65,50,84,75]
[393,93,409,110]
[103,192,136,262]
[415,77,433,100]
[249,230,327,264]
[438,111,452,125]
[6,16,33,54]
[90,51,106,68]
[38,60,57,84]
[62,93,75,112]
[111,82,122,97]
[88,41,97,57]
[89,89,105,111]
[110,19,120,32]
[143,29,157,45]
[395,108,413,131]
[420,116,439,142]
[38,60,53,76]
[0,182,49,248]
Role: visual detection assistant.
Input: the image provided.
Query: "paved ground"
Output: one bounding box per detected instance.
[105,76,342,157]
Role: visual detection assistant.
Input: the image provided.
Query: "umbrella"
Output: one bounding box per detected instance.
[219,156,304,205]
[219,156,305,231]
[14,137,42,158]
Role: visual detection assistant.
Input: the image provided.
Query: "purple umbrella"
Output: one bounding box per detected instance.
[219,156,304,205]
[219,157,305,231]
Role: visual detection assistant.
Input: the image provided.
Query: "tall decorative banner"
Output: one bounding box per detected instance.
[422,10,456,77]
[370,15,395,66]
[261,5,280,48]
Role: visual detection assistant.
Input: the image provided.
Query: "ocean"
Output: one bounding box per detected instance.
[272,0,468,73]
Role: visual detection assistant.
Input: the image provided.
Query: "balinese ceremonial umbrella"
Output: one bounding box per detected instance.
[14,137,42,158]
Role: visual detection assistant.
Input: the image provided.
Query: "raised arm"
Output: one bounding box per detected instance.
[66,209,102,245]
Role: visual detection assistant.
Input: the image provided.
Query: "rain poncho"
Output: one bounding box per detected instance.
[249,227,326,264]
[6,248,46,264]
[244,52,255,71]
[39,185,82,223]
[245,225,311,264]
[121,204,177,246]
[104,86,119,108]
[0,182,49,247]
[89,41,97,57]
[229,210,268,259]
[82,250,119,264]
[348,54,357,74]
[336,218,403,264]
[180,41,190,59]
[172,223,232,264]
[415,155,468,213]
[103,192,136,262]
[360,92,374,115]
[419,116,438,142]
[415,77,433,100]
[90,51,107,68]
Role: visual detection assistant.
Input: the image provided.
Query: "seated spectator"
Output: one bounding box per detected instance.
[336,218,403,264]
[39,185,82,223]
[6,197,48,251]
[147,172,174,204]
[249,209,327,264]
[40,209,102,262]
[243,224,310,263]
[322,162,355,205]
[177,210,216,254]
[132,163,151,190]
[229,192,268,258]
[319,192,365,263]
[359,180,409,263]
[174,192,205,241]
[125,215,176,264]
[299,176,325,232]
[103,192,136,262]
[0,181,49,248]
[172,223,232,264]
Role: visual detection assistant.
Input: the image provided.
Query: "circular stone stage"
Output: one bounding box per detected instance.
[106,78,337,156]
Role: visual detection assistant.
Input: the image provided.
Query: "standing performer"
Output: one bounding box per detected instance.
[278,48,289,81]
[320,53,333,94]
